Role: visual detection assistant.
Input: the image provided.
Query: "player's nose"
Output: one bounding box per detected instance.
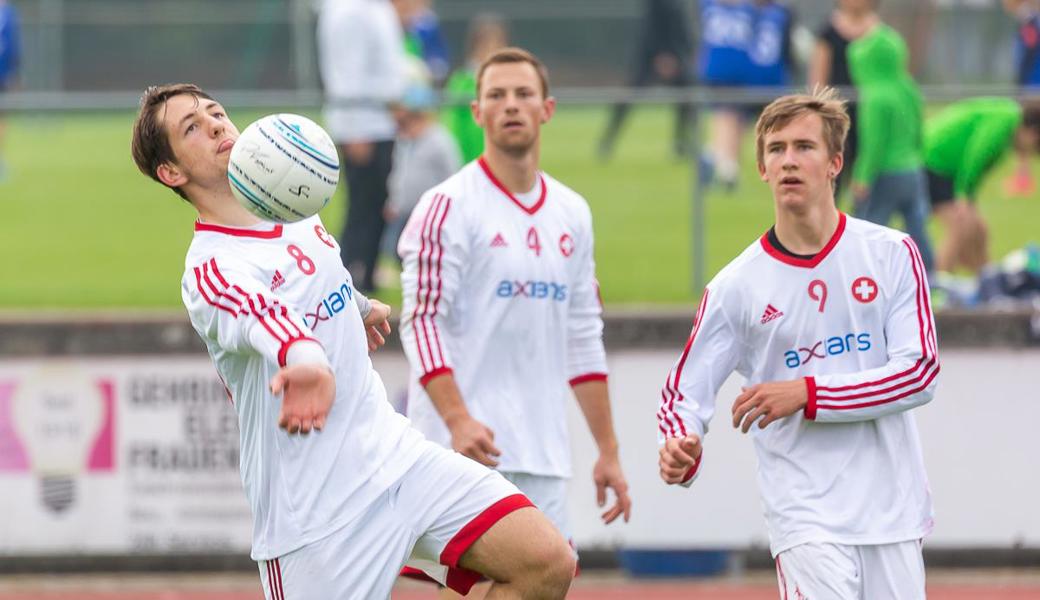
[208,115,225,137]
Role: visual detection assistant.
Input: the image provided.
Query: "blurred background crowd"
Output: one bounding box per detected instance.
[1,0,1039,308]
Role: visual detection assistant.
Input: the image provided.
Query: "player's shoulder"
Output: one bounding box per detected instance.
[422,160,475,203]
[704,236,769,298]
[182,223,275,284]
[541,171,594,222]
[843,214,912,250]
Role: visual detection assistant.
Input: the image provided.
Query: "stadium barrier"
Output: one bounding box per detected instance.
[0,310,1037,573]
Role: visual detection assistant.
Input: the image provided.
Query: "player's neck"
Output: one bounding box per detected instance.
[481,145,540,194]
[773,202,841,256]
[192,190,264,227]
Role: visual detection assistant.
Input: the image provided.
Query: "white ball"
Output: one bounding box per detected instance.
[227,114,340,223]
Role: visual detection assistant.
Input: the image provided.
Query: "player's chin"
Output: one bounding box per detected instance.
[775,189,809,208]
[495,136,535,155]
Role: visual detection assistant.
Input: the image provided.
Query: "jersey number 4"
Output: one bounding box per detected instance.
[526,227,542,257]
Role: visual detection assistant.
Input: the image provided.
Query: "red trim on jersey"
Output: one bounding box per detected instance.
[658,289,709,437]
[440,494,534,568]
[193,265,240,317]
[803,376,818,420]
[199,258,311,352]
[478,156,547,216]
[195,220,283,239]
[427,197,451,365]
[412,194,452,374]
[776,556,789,600]
[759,212,847,268]
[277,336,323,368]
[420,366,454,387]
[814,239,939,412]
[569,372,608,387]
[680,453,702,484]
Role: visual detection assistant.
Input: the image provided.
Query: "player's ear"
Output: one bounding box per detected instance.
[470,99,482,127]
[541,95,556,123]
[829,151,844,180]
[157,162,188,188]
[758,160,767,181]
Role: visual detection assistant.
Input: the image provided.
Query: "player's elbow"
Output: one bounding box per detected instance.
[910,361,941,409]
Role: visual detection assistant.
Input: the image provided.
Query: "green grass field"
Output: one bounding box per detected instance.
[1,106,1037,310]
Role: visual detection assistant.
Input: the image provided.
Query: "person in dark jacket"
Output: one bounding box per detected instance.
[597,0,695,160]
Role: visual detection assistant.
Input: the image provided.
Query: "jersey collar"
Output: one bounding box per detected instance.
[194,220,283,239]
[759,212,846,268]
[478,156,546,216]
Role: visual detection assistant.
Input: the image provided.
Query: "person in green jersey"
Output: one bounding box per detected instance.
[848,23,934,272]
[924,98,1040,274]
[442,13,508,163]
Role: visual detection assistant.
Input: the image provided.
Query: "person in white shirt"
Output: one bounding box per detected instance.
[318,0,415,292]
[398,48,632,597]
[658,88,938,600]
[130,83,575,600]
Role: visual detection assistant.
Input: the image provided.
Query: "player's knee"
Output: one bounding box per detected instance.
[520,537,574,595]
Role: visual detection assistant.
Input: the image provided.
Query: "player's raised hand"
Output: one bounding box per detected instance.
[363,300,393,351]
[593,451,632,524]
[269,364,335,435]
[659,435,702,485]
[732,380,808,433]
[448,416,502,467]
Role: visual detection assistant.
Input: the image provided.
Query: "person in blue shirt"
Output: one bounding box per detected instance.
[0,0,20,181]
[697,0,795,190]
[1005,0,1040,196]
[406,0,451,86]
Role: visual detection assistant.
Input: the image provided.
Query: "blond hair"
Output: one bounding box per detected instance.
[754,87,850,168]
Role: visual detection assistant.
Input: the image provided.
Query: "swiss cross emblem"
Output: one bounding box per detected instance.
[559,233,574,257]
[851,276,878,303]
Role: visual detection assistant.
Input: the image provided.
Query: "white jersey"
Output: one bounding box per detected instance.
[181,216,425,560]
[398,158,608,477]
[658,214,939,556]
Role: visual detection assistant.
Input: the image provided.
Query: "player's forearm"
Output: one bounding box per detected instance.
[573,379,619,455]
[806,361,939,423]
[424,372,472,428]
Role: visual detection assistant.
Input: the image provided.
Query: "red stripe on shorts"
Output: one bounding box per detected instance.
[438,493,535,594]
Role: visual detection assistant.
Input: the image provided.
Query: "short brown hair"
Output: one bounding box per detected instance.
[131,83,214,200]
[475,47,550,99]
[754,87,850,168]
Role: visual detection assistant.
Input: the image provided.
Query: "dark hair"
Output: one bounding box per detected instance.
[131,83,214,200]
[475,47,550,99]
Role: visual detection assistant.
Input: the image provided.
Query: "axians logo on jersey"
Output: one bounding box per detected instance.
[304,279,354,329]
[496,280,567,302]
[783,332,872,368]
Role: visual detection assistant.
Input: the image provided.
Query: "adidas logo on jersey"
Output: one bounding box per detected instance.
[760,304,783,324]
[270,270,286,292]
[490,233,508,248]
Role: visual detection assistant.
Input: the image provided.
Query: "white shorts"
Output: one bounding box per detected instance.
[500,471,571,543]
[775,540,926,600]
[257,441,530,600]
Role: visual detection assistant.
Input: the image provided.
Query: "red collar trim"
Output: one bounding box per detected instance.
[194,220,283,239]
[477,156,546,216]
[759,212,846,268]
